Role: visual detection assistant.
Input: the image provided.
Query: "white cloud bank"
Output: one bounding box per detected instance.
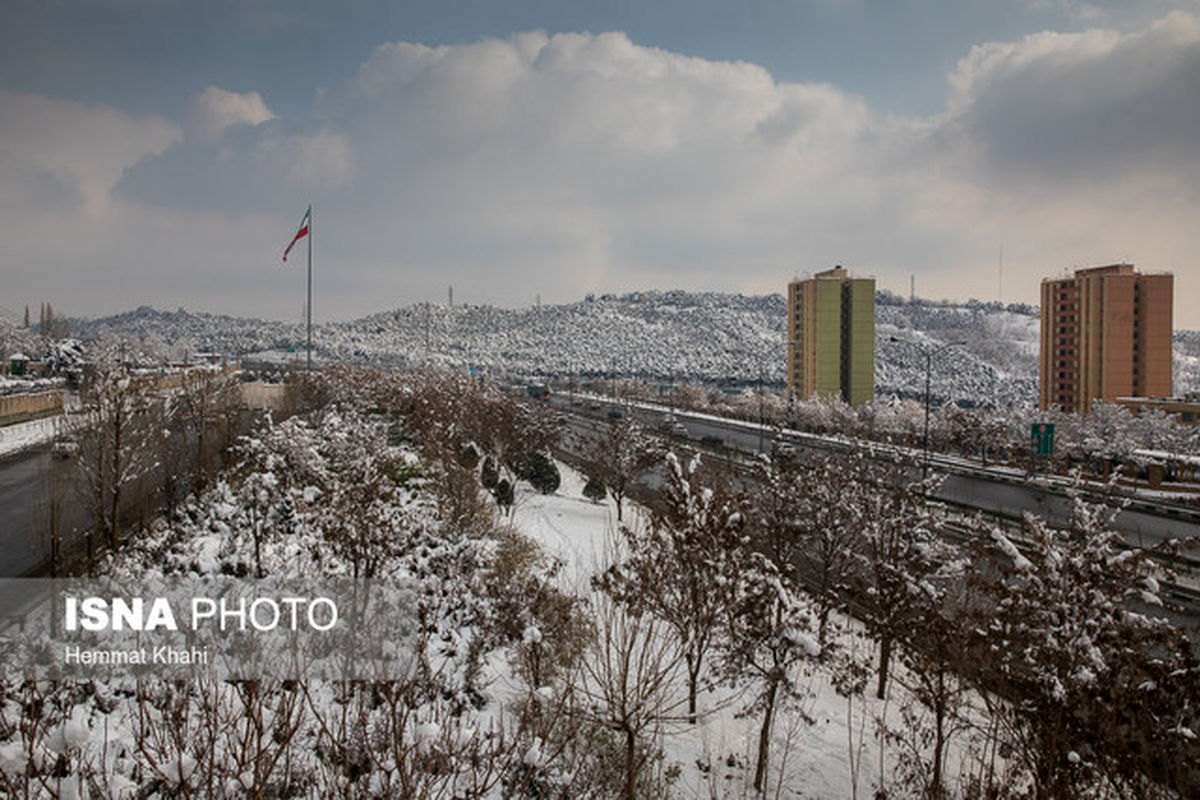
[189,86,275,140]
[3,14,1199,326]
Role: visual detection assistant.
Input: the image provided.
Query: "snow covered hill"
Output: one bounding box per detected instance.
[54,292,1200,409]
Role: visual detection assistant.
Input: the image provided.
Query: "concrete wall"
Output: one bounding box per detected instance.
[240,381,292,413]
[0,391,63,426]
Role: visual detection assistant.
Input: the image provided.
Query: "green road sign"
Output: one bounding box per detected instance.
[1031,422,1055,456]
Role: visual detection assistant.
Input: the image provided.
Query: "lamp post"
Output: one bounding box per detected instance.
[757,339,803,454]
[757,357,765,453]
[891,336,966,483]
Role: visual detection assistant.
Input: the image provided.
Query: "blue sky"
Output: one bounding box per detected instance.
[2,0,1198,327]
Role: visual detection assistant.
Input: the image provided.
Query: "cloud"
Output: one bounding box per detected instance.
[941,11,1200,188]
[189,86,274,140]
[0,90,179,214]
[10,15,1200,327]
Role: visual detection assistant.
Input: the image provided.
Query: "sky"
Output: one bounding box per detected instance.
[1,0,1198,327]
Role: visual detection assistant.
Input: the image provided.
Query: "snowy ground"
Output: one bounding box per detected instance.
[509,461,988,799]
[0,414,67,458]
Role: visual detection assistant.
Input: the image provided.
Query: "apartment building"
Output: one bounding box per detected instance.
[1039,263,1173,413]
[787,267,875,406]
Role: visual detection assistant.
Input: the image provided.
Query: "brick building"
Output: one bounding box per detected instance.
[1039,263,1173,413]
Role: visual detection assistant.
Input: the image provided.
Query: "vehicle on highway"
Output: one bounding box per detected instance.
[669,422,689,437]
[607,408,625,420]
[701,434,722,446]
[51,436,78,460]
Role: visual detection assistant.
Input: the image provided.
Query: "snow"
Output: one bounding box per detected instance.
[0,413,67,457]
[509,461,990,798]
[59,290,1145,407]
[991,528,1033,572]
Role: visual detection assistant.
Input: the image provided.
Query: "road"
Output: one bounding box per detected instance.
[0,446,91,576]
[553,393,1200,548]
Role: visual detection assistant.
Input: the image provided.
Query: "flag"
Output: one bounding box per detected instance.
[282,206,310,263]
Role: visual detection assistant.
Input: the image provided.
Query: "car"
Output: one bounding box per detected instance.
[606,408,625,420]
[700,434,722,446]
[669,422,688,436]
[52,436,78,459]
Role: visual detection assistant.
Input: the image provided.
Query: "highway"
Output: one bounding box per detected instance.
[552,392,1200,638]
[0,446,91,576]
[551,393,1200,548]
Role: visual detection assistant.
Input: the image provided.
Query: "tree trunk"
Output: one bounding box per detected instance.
[931,673,946,799]
[875,634,891,700]
[686,651,699,724]
[624,725,637,800]
[754,676,780,794]
[109,483,121,551]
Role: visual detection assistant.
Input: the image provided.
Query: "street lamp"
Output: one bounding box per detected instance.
[757,339,803,454]
[890,336,966,483]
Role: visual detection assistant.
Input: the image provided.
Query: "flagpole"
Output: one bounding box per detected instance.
[306,203,313,371]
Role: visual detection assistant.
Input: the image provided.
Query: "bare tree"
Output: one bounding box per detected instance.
[575,593,687,800]
[74,365,168,550]
[176,365,241,491]
[758,451,862,646]
[595,452,743,722]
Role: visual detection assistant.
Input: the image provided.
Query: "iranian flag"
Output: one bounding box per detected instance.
[282,206,310,263]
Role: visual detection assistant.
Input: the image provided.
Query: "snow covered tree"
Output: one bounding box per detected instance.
[492,477,515,516]
[720,545,821,794]
[517,450,561,495]
[314,409,422,579]
[843,450,944,700]
[595,452,744,722]
[965,499,1200,798]
[887,531,974,799]
[231,413,327,577]
[580,406,658,522]
[759,451,866,646]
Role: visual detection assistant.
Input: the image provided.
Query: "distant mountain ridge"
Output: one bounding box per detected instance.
[59,292,1200,408]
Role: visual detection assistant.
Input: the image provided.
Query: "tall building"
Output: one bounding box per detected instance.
[787,266,875,406]
[1039,263,1173,413]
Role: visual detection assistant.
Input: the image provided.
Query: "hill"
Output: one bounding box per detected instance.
[55,292,1200,408]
